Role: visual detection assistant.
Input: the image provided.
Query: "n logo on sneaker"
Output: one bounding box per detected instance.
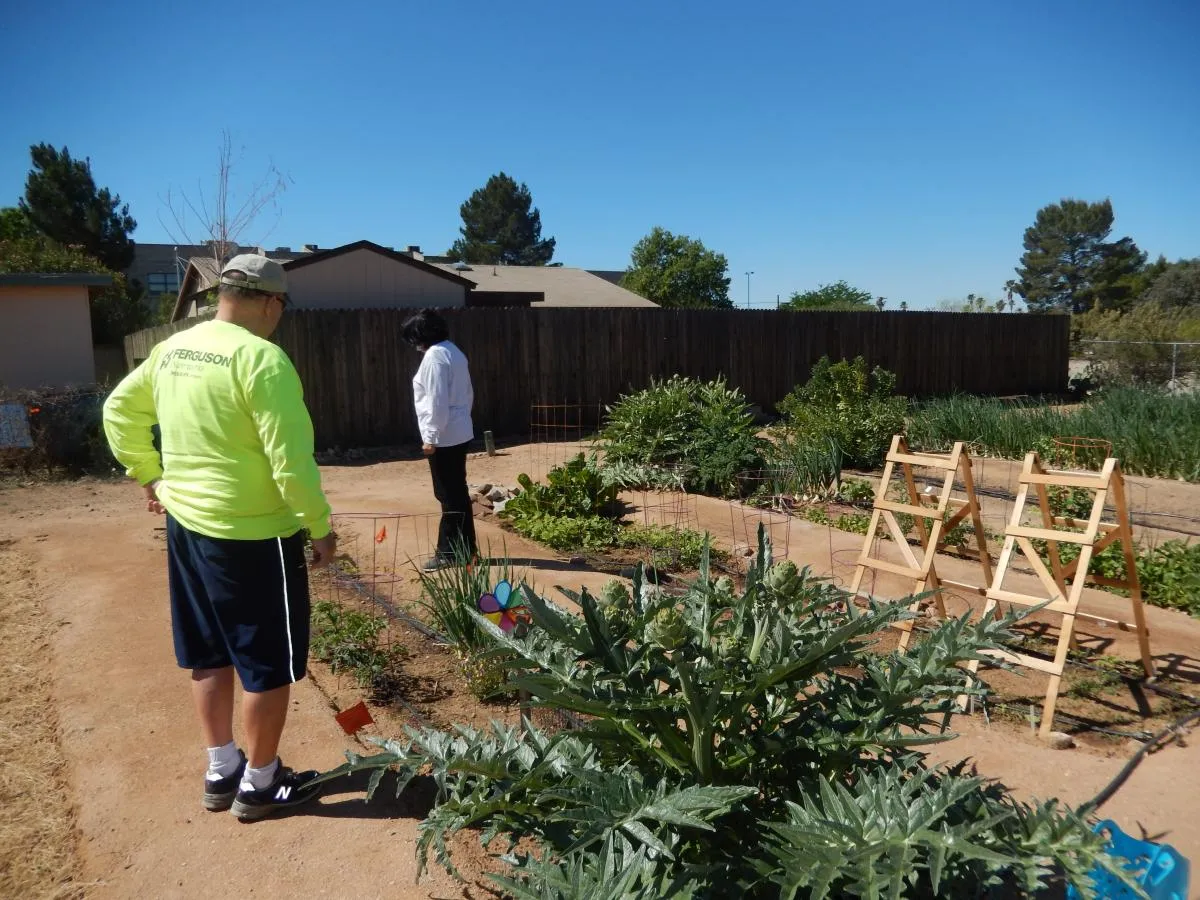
[275,785,292,801]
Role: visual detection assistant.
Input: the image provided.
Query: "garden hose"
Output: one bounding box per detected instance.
[1078,707,1200,815]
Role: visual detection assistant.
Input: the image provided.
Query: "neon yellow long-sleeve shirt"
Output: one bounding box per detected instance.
[102,319,332,541]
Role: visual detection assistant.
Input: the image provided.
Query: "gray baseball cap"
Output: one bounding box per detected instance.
[220,254,288,295]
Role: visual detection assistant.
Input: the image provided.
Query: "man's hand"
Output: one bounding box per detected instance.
[422,443,435,456]
[143,481,165,515]
[310,533,337,568]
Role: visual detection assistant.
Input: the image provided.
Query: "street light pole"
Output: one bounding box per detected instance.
[745,271,754,309]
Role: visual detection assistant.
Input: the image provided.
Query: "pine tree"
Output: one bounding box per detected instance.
[447,173,555,265]
[1013,198,1145,313]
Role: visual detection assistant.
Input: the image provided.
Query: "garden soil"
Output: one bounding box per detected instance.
[2,443,1199,898]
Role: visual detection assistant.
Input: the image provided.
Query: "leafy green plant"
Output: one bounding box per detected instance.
[322,530,1132,898]
[1135,540,1200,617]
[1048,486,1096,521]
[838,477,877,504]
[501,455,623,550]
[505,513,621,551]
[834,513,872,535]
[777,356,907,470]
[600,376,766,497]
[800,505,832,526]
[616,524,719,570]
[1035,537,1200,618]
[310,600,407,698]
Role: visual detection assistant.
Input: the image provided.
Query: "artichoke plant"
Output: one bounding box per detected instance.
[320,526,1137,899]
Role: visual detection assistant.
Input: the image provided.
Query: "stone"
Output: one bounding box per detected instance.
[469,483,493,496]
[492,499,508,514]
[1040,731,1076,750]
[487,487,509,502]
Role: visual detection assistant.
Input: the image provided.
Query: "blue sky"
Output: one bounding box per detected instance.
[2,0,1197,308]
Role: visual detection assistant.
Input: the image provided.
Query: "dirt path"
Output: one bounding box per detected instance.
[2,444,1198,896]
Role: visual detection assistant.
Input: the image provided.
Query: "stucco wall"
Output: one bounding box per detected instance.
[286,249,467,309]
[0,285,97,390]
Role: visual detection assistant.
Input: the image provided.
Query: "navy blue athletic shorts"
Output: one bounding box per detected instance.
[166,516,310,693]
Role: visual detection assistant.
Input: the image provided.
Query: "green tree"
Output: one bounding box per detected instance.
[780,279,873,310]
[19,144,137,271]
[447,172,555,265]
[0,206,37,240]
[0,234,149,344]
[621,227,732,308]
[1141,258,1200,309]
[1013,198,1145,314]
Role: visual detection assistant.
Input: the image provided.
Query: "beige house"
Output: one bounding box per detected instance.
[0,273,112,390]
[169,240,656,321]
[170,241,475,321]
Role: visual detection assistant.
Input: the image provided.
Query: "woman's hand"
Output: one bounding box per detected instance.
[422,443,435,456]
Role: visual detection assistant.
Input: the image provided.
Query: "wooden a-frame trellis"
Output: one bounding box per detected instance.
[975,452,1155,737]
[847,436,993,651]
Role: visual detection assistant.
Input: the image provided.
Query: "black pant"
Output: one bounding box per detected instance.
[427,441,477,559]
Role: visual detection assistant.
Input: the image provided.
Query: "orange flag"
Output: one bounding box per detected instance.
[335,701,374,735]
[375,524,387,543]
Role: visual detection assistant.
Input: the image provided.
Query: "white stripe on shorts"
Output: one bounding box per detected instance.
[276,538,296,683]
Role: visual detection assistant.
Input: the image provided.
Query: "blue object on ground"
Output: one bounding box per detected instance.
[1066,819,1190,900]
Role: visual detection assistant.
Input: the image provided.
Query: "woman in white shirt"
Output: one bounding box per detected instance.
[401,310,476,570]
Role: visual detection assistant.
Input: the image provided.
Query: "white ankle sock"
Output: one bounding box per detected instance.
[242,758,280,791]
[205,741,241,780]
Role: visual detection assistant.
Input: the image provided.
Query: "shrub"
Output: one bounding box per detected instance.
[600,376,766,496]
[0,387,118,477]
[777,356,906,470]
[323,530,1131,897]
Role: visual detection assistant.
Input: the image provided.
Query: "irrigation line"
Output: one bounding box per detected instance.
[1079,707,1200,814]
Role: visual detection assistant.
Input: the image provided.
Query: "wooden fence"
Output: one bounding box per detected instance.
[125,309,1069,450]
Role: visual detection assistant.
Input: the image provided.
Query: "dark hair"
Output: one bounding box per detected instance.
[401,309,450,348]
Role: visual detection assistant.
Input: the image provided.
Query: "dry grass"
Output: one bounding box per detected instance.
[0,541,85,899]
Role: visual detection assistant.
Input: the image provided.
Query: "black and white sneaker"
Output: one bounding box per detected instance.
[230,762,324,822]
[202,752,247,812]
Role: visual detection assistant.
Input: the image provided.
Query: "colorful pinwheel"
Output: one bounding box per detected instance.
[477,580,528,633]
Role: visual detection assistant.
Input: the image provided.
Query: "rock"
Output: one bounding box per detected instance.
[470,491,494,508]
[469,483,493,496]
[492,499,508,514]
[487,487,509,502]
[569,555,586,565]
[1041,731,1076,750]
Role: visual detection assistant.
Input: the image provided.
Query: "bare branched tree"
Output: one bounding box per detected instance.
[158,130,292,277]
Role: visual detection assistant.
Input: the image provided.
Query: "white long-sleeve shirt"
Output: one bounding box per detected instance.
[412,340,474,447]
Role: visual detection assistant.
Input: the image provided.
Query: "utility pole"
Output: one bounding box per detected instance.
[745,271,754,309]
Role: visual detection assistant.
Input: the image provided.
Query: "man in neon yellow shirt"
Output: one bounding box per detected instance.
[104,254,334,821]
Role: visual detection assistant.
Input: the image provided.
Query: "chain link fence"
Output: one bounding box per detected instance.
[1074,339,1200,388]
